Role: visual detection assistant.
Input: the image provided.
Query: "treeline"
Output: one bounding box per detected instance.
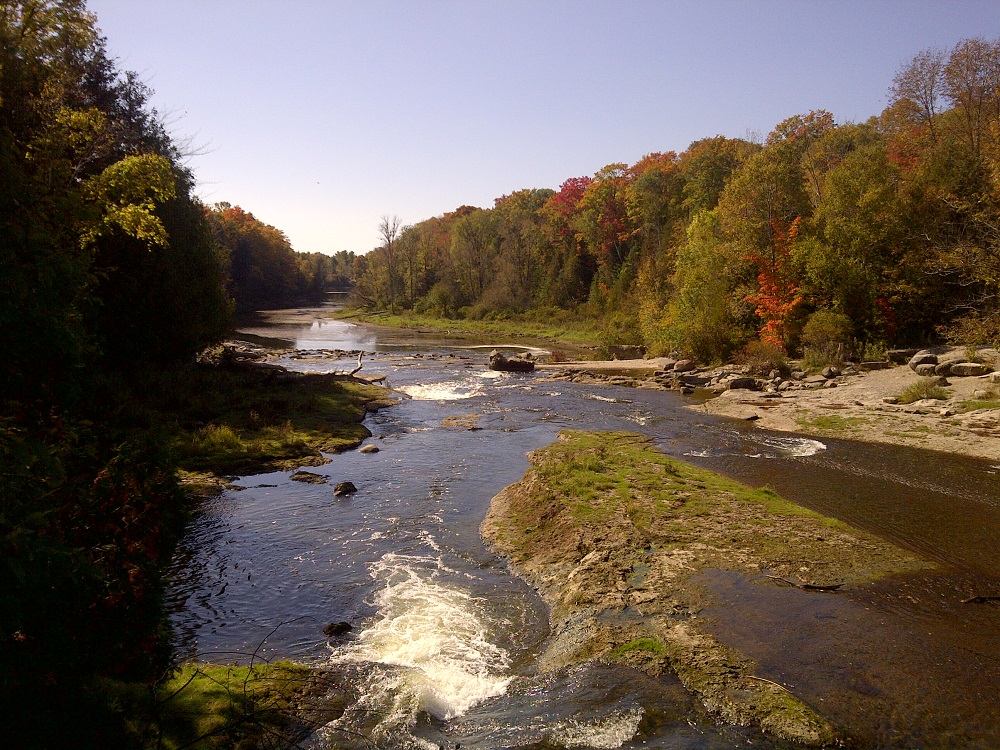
[207,203,356,313]
[357,38,1000,361]
[0,2,340,746]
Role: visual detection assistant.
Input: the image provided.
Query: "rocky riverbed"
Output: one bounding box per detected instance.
[538,346,1000,462]
[482,431,930,747]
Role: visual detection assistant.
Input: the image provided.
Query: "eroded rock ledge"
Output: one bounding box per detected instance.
[482,430,930,747]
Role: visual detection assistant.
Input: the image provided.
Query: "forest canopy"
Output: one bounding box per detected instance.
[355,37,1000,361]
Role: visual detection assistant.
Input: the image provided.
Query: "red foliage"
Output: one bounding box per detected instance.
[744,217,804,346]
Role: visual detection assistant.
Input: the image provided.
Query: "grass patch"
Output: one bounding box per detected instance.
[154,661,314,750]
[896,379,951,404]
[612,637,668,658]
[794,412,869,432]
[525,430,849,552]
[337,308,602,348]
[131,365,394,476]
[960,399,1000,412]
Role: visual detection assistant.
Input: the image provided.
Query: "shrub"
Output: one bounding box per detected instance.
[801,309,853,370]
[735,339,789,377]
[897,379,950,404]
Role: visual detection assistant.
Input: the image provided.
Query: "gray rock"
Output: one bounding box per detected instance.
[821,366,841,379]
[914,363,938,376]
[909,352,938,369]
[859,361,890,371]
[950,362,993,377]
[359,443,380,454]
[934,362,953,376]
[673,359,696,373]
[791,371,807,381]
[728,377,760,391]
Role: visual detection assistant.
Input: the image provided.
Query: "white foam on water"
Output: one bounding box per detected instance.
[550,707,644,749]
[331,553,512,725]
[586,394,622,403]
[753,434,827,457]
[397,380,483,401]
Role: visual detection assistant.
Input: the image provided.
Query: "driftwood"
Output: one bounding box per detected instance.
[348,352,364,376]
[766,574,843,592]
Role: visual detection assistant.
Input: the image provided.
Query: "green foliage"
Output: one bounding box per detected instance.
[153,661,314,750]
[800,309,853,369]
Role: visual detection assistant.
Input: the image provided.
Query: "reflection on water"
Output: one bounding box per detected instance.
[166,305,1000,749]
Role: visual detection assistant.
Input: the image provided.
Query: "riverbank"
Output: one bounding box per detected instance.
[482,430,931,746]
[539,348,1000,463]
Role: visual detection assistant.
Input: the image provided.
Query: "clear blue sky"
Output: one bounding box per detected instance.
[87,0,999,256]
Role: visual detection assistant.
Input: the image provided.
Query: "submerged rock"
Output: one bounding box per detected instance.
[323,621,352,638]
[290,471,327,484]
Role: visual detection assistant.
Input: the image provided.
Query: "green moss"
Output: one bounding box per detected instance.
[155,661,312,750]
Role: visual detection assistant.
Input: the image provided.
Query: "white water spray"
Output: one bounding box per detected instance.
[331,553,512,729]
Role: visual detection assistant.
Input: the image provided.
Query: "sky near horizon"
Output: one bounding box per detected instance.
[87,0,1000,256]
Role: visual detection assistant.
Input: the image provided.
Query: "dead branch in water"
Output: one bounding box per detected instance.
[766,574,843,592]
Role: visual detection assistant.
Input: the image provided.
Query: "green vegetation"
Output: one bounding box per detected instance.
[153,662,316,750]
[795,412,871,432]
[897,379,952,404]
[208,204,356,313]
[149,365,390,475]
[528,431,846,545]
[0,6,376,747]
[354,39,1000,360]
[343,308,602,348]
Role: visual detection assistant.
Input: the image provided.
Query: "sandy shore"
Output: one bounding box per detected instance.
[540,351,1000,463]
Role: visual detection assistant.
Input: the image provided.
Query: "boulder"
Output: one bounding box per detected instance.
[821,366,840,379]
[489,350,535,372]
[728,377,760,391]
[909,352,938,370]
[914,364,938,376]
[950,362,993,377]
[673,359,696,373]
[333,481,357,497]
[934,362,953,376]
[359,443,380,453]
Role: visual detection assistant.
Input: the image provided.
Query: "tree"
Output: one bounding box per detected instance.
[379,214,402,313]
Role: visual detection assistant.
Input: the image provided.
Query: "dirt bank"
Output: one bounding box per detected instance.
[540,348,1000,463]
[482,431,930,747]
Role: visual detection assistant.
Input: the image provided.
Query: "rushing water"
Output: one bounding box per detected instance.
[166,306,1000,749]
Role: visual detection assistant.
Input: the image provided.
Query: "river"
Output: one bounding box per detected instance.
[166,306,1000,749]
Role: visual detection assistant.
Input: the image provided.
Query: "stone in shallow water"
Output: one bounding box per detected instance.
[334,481,357,497]
[290,470,327,484]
